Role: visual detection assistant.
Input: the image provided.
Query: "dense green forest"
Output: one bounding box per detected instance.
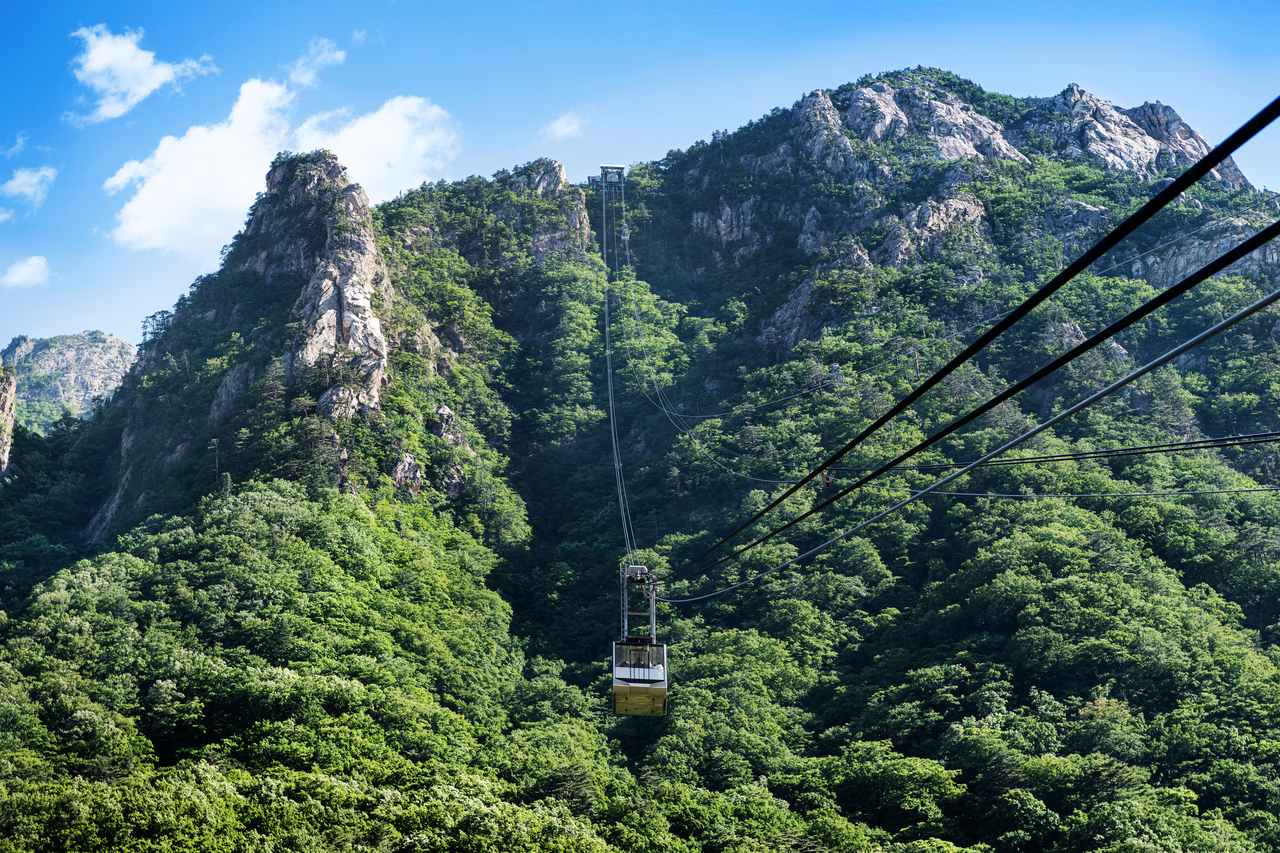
[3,68,1280,851]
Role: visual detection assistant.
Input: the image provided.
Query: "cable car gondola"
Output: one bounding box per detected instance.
[612,565,668,716]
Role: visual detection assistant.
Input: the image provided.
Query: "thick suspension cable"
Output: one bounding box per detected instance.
[663,217,1280,585]
[661,95,1280,580]
[659,281,1280,603]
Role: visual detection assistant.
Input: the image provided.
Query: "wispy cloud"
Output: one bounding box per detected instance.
[1,256,50,287]
[3,167,58,208]
[351,30,367,46]
[65,25,217,126]
[2,134,26,158]
[0,209,14,224]
[538,111,587,142]
[287,38,346,88]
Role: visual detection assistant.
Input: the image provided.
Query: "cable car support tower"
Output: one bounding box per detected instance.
[595,164,668,716]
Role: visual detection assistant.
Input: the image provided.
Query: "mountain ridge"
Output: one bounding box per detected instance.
[1,330,137,434]
[3,66,1280,852]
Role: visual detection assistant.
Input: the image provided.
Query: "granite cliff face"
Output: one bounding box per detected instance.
[1013,85,1253,190]
[233,153,389,419]
[87,152,396,537]
[1,331,137,432]
[844,81,1029,163]
[1125,214,1280,291]
[0,367,15,479]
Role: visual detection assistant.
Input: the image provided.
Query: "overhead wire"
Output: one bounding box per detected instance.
[658,276,1280,603]
[833,430,1280,473]
[658,94,1280,582]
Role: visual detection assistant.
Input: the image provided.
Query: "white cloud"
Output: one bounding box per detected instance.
[0,209,14,223]
[3,167,58,207]
[295,96,458,202]
[287,38,345,87]
[103,80,459,261]
[66,25,216,126]
[2,134,25,158]
[351,30,367,46]
[538,111,587,141]
[1,256,50,287]
[104,79,293,257]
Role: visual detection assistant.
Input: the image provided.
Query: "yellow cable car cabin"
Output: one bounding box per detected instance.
[612,638,668,716]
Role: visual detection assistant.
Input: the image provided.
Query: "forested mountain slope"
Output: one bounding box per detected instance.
[3,68,1280,852]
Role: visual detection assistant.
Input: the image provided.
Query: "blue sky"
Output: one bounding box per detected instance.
[2,0,1278,347]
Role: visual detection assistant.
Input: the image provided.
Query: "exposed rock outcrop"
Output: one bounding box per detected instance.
[86,422,134,540]
[844,82,1028,164]
[503,160,592,265]
[794,90,863,173]
[1127,216,1280,290]
[1013,85,1251,189]
[236,152,389,420]
[1017,84,1161,174]
[1,331,137,430]
[390,452,423,495]
[1122,101,1252,191]
[692,196,768,264]
[208,362,255,425]
[757,280,823,353]
[430,404,475,500]
[0,367,16,480]
[903,192,987,258]
[1045,199,1110,257]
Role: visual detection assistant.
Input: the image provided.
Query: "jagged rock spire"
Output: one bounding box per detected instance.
[233,151,389,418]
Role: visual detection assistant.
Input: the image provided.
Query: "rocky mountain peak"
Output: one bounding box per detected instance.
[265,151,346,197]
[511,158,568,196]
[1017,84,1252,188]
[1026,83,1166,174]
[484,158,592,265]
[843,80,1029,164]
[793,89,862,173]
[1,331,137,432]
[232,150,389,419]
[1122,100,1253,190]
